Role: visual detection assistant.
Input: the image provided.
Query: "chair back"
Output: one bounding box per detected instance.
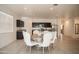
[42,31,53,47]
[51,31,57,43]
[33,30,41,36]
[23,31,31,45]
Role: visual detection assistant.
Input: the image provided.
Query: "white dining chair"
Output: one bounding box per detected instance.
[23,31,38,53]
[38,31,53,53]
[50,31,57,47]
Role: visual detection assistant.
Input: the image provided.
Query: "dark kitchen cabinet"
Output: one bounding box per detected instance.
[17,31,23,40]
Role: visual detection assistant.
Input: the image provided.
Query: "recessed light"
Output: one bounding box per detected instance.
[50,7,53,10]
[24,8,27,10]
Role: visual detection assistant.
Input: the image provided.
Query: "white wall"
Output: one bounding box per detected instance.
[64,18,74,38]
[20,17,32,35]
[57,18,62,38]
[0,6,19,48]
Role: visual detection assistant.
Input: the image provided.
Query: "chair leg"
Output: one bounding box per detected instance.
[48,47,50,54]
[29,46,31,53]
[51,44,53,48]
[43,47,44,54]
[25,45,27,53]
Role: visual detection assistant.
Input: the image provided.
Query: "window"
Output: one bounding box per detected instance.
[0,11,13,33]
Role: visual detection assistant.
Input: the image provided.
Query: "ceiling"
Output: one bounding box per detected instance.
[0,4,79,19]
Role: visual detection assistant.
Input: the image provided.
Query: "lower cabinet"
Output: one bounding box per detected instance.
[17,31,23,40]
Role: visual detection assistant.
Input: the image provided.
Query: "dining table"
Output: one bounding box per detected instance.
[32,31,44,43]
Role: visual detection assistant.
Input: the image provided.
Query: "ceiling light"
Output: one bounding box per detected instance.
[24,8,27,10]
[50,7,53,10]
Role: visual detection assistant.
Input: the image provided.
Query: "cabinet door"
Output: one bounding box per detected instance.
[17,31,23,39]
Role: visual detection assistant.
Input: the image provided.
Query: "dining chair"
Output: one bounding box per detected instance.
[33,30,41,36]
[22,31,38,53]
[38,31,53,53]
[50,31,57,47]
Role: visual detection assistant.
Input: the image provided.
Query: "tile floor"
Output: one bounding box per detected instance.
[0,36,79,54]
